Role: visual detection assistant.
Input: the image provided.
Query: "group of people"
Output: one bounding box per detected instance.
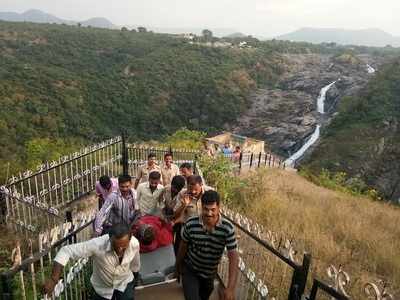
[203,142,242,163]
[43,152,238,300]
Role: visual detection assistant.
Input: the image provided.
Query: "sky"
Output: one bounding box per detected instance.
[1,0,399,37]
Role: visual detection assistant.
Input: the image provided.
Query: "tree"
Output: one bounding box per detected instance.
[138,27,147,33]
[202,29,213,41]
[121,26,128,32]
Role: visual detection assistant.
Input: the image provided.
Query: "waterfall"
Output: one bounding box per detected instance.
[317,81,336,114]
[366,64,376,74]
[285,81,337,167]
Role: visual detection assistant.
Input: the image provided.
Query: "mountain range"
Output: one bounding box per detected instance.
[0,9,116,29]
[277,27,400,47]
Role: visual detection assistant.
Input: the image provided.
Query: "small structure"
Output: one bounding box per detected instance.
[205,132,265,153]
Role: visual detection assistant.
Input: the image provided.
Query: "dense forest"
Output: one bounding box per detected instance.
[0,21,287,178]
[305,57,400,201]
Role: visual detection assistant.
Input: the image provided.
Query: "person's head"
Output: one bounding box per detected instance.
[171,175,186,195]
[224,143,230,149]
[118,174,132,195]
[138,224,155,246]
[109,223,131,257]
[201,190,220,226]
[187,175,203,197]
[148,171,161,189]
[148,153,157,167]
[164,153,173,167]
[179,162,193,178]
[235,146,241,151]
[99,175,112,190]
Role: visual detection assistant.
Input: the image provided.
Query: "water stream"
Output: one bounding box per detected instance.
[366,64,376,74]
[285,81,336,167]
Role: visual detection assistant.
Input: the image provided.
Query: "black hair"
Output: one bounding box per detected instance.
[149,171,161,180]
[148,153,156,159]
[201,190,220,206]
[109,223,131,239]
[179,162,192,170]
[139,225,155,246]
[118,174,132,185]
[187,175,202,185]
[99,175,111,188]
[171,175,186,191]
[164,152,173,159]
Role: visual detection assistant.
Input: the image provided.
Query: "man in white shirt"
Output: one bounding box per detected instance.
[160,153,180,186]
[136,171,164,216]
[42,223,140,300]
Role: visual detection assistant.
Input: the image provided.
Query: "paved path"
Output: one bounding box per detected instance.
[136,281,220,300]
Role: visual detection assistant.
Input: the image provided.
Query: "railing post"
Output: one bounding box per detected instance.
[249,153,254,168]
[66,211,76,244]
[121,132,129,176]
[193,155,198,175]
[0,186,8,225]
[258,152,262,168]
[288,253,311,300]
[238,152,243,174]
[1,273,14,300]
[268,154,272,167]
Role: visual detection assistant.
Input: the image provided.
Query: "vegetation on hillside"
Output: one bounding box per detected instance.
[305,57,400,202]
[0,21,286,181]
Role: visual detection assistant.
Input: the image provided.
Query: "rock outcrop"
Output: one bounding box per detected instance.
[229,53,382,157]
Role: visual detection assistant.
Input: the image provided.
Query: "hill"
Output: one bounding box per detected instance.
[0,21,286,178]
[304,57,400,201]
[277,27,400,47]
[0,9,116,28]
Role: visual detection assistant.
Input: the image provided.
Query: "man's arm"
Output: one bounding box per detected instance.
[42,238,99,295]
[225,250,239,298]
[134,169,143,189]
[173,193,189,222]
[175,240,188,275]
[93,194,114,234]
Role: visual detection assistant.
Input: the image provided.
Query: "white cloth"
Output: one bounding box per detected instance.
[54,235,140,300]
[136,182,164,215]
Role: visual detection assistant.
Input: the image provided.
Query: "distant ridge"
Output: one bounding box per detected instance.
[0,9,116,29]
[276,27,400,47]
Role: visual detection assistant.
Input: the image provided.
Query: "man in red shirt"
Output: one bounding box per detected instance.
[131,215,173,253]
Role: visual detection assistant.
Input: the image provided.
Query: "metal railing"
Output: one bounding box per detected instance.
[0,137,122,234]
[220,207,311,300]
[223,152,286,174]
[1,211,95,300]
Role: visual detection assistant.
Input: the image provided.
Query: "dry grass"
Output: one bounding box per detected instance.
[231,168,400,298]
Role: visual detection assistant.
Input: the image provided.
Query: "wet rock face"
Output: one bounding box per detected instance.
[228,53,381,157]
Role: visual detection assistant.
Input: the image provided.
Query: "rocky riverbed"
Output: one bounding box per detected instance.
[229,53,383,158]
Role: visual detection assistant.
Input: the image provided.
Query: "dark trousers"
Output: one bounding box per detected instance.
[92,281,134,300]
[182,264,215,300]
[173,223,182,255]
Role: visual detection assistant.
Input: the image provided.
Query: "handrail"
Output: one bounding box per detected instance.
[1,219,94,278]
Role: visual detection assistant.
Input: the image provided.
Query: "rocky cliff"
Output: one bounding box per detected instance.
[229,53,383,157]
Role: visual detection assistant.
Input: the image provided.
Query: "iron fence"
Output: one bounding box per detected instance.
[1,210,95,300]
[0,137,123,234]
